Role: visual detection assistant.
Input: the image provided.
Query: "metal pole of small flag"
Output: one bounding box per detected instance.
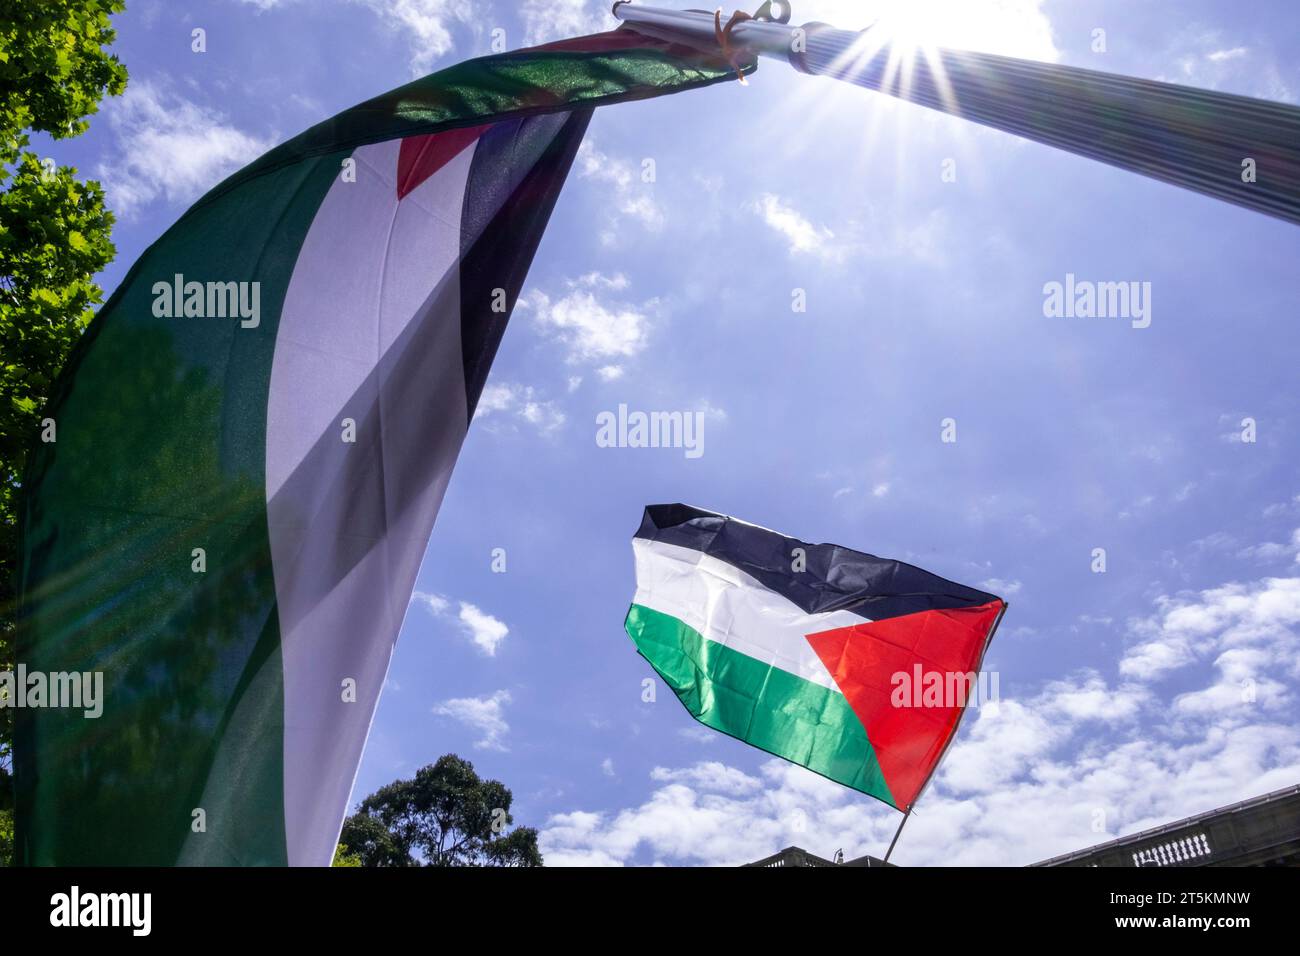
[880,601,1007,864]
[883,808,911,864]
[613,2,1300,226]
[882,601,1006,864]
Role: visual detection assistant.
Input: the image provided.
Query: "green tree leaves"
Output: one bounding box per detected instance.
[0,764,11,866]
[0,1,127,142]
[338,755,543,867]
[0,1,127,862]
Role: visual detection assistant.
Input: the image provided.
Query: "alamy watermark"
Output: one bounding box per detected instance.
[0,665,104,718]
[596,403,704,459]
[152,273,260,328]
[50,886,151,936]
[891,666,999,709]
[1042,273,1151,328]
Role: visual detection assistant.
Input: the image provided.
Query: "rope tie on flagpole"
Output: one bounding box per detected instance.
[711,2,791,84]
[713,8,754,84]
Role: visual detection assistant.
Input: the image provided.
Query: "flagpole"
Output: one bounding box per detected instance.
[883,809,910,864]
[876,602,1006,865]
[610,1,798,58]
[612,2,1300,226]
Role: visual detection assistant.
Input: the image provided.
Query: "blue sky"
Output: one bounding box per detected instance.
[44,0,1300,865]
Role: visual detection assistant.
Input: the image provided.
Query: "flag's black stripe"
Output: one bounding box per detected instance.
[636,503,1000,622]
[458,109,592,419]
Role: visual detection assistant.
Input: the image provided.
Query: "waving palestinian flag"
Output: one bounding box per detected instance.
[15,31,752,866]
[625,504,1006,811]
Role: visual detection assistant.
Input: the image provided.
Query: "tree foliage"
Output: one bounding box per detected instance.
[0,1,128,142]
[330,842,363,867]
[0,809,11,867]
[338,754,543,867]
[0,764,11,866]
[0,1,127,861]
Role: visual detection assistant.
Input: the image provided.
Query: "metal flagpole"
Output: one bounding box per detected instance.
[875,602,1006,865]
[612,2,1300,226]
[883,808,911,864]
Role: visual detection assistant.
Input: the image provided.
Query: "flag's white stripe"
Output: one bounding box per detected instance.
[266,138,476,866]
[632,538,866,692]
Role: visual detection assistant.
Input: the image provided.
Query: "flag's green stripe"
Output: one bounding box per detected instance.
[15,151,346,865]
[625,603,897,808]
[16,37,749,866]
[204,46,752,218]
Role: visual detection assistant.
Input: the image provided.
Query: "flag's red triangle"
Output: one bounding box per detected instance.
[805,601,1003,810]
[396,124,490,199]
[394,30,726,200]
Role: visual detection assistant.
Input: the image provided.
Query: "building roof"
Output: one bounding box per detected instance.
[1032,783,1300,867]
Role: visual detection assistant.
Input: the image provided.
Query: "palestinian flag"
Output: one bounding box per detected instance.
[15,31,753,866]
[625,504,1006,811]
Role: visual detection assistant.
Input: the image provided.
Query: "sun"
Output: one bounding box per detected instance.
[791,0,1059,62]
[753,0,1059,198]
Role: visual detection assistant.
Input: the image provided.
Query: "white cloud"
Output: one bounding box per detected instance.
[522,273,653,366]
[1038,672,1149,723]
[753,195,949,266]
[1262,495,1300,519]
[473,382,566,435]
[1077,614,1113,628]
[678,725,717,744]
[979,577,1022,597]
[411,590,450,615]
[754,193,838,261]
[1160,30,1293,102]
[601,758,616,777]
[696,399,728,424]
[1236,529,1300,564]
[1120,573,1300,685]
[475,383,516,416]
[1120,635,1196,682]
[433,690,512,751]
[1172,647,1288,718]
[596,365,624,382]
[457,602,509,656]
[871,482,891,498]
[542,559,1300,866]
[650,762,763,794]
[543,688,1298,866]
[96,79,273,216]
[238,0,475,74]
[409,591,510,656]
[354,0,476,74]
[1207,46,1248,62]
[938,697,1063,795]
[1238,541,1291,562]
[576,139,664,233]
[518,399,562,431]
[574,271,629,291]
[520,0,613,47]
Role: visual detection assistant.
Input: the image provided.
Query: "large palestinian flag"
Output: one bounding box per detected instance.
[14,31,753,866]
[625,504,1006,811]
